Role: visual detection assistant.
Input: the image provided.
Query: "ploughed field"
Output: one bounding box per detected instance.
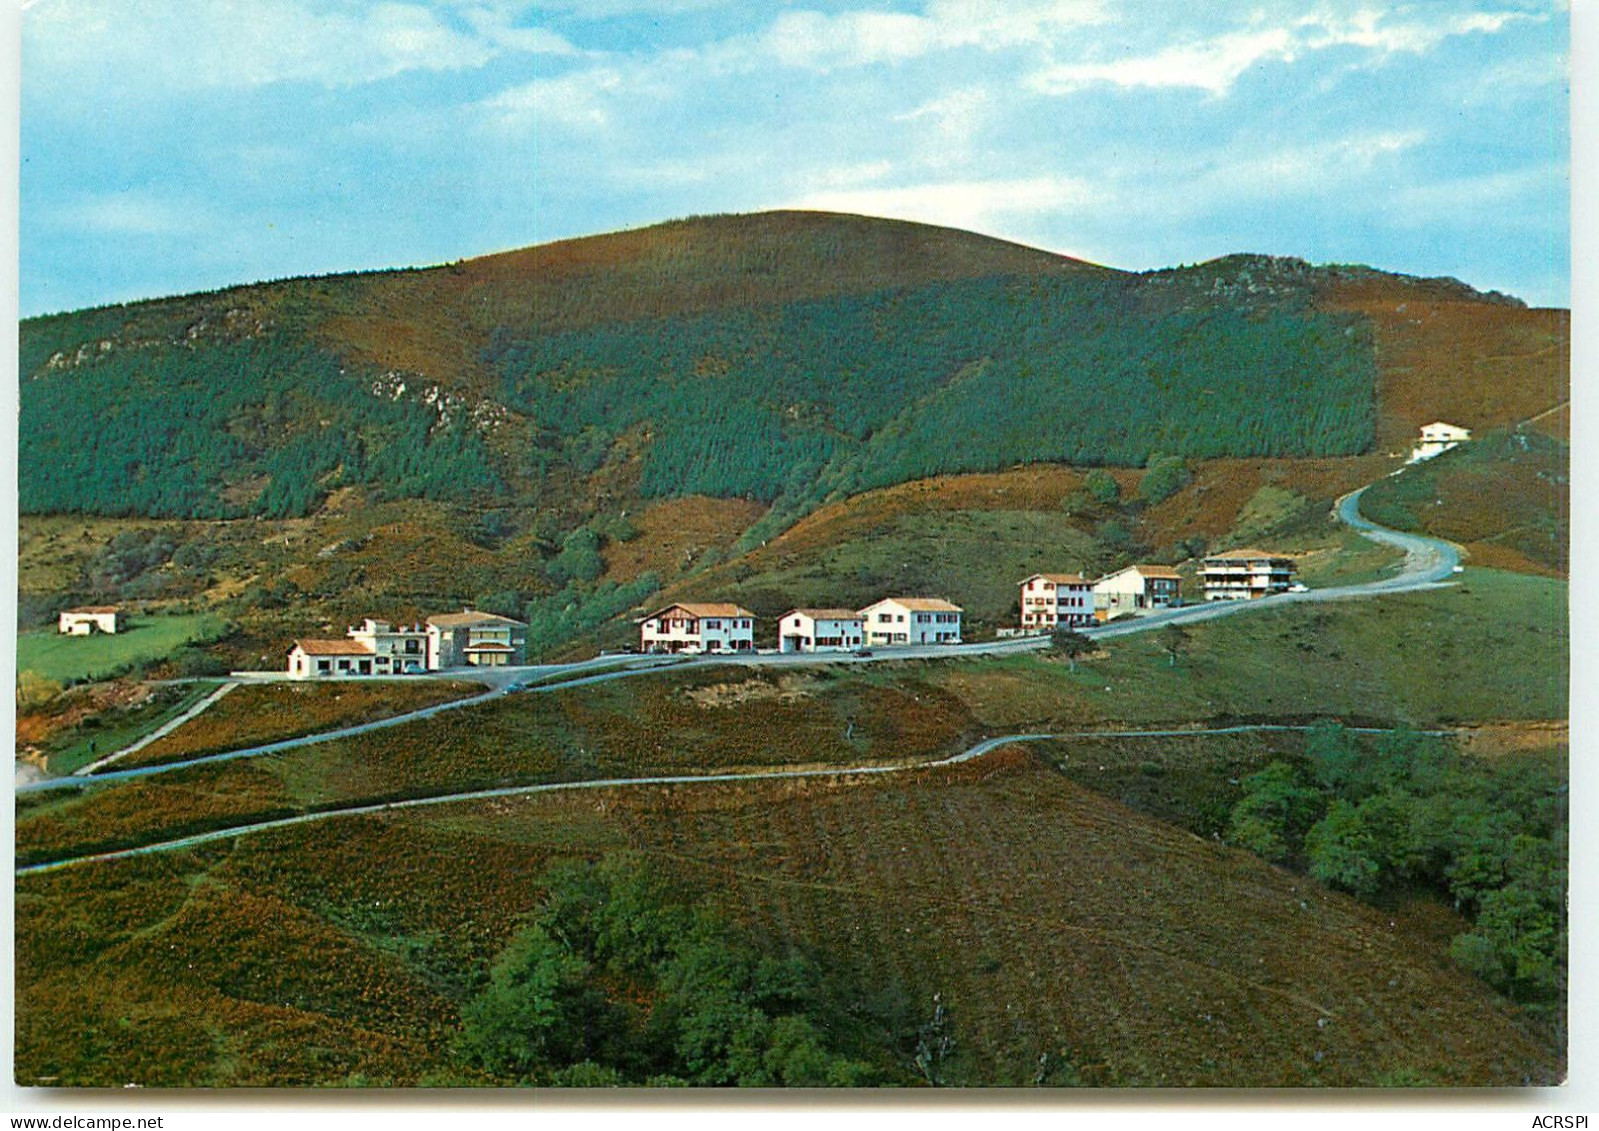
[14,747,1560,1087]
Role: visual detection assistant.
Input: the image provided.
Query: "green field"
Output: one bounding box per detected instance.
[16,614,231,683]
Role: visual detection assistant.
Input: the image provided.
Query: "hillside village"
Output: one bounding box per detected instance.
[275,545,1302,674]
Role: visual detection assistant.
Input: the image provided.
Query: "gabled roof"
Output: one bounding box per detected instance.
[860,597,963,613]
[463,641,517,652]
[1095,565,1183,584]
[1421,421,1471,432]
[783,608,863,621]
[1020,573,1090,586]
[1204,548,1294,563]
[291,638,376,656]
[63,606,120,615]
[427,609,527,629]
[642,602,756,621]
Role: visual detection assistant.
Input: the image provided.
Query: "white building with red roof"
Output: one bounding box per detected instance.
[58,606,121,635]
[858,597,962,646]
[778,609,865,653]
[288,637,378,679]
[1092,565,1183,620]
[639,603,756,654]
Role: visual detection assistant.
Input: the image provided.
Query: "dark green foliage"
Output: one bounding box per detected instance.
[19,334,501,519]
[456,855,882,1086]
[1138,455,1192,505]
[487,272,1375,510]
[1225,762,1326,863]
[523,574,661,659]
[1049,629,1094,672]
[1083,469,1120,505]
[1226,725,1565,1003]
[545,527,605,587]
[1159,623,1191,667]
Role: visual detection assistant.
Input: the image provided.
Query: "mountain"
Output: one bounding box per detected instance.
[16,211,1568,657]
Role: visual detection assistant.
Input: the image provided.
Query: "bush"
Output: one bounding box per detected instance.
[1138,455,1191,505]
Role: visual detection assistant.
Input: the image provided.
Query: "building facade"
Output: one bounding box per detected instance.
[346,618,429,674]
[426,610,528,668]
[1200,550,1296,601]
[288,638,379,678]
[778,609,865,653]
[1017,574,1094,632]
[58,606,121,635]
[1092,566,1182,620]
[858,598,963,646]
[639,603,756,654]
[1409,421,1472,463]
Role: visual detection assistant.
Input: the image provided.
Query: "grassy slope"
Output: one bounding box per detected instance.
[31,682,223,775]
[118,680,485,768]
[1359,429,1569,577]
[16,614,229,682]
[14,748,1560,1087]
[17,569,1564,865]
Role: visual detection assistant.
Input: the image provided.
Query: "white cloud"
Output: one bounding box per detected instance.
[1030,5,1543,97]
[785,175,1100,233]
[24,0,574,92]
[486,68,627,129]
[1032,27,1297,96]
[756,0,1106,72]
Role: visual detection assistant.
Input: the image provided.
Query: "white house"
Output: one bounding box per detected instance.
[1092,566,1182,620]
[58,606,121,635]
[346,618,429,674]
[1409,421,1471,463]
[427,610,528,668]
[858,598,962,646]
[288,638,378,679]
[1200,549,1296,601]
[778,609,864,653]
[1017,574,1094,632]
[639,603,756,654]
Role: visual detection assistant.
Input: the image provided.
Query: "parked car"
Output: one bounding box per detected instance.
[1287,583,1308,593]
[853,648,874,658]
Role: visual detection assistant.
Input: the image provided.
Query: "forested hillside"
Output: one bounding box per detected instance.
[21,213,1383,527]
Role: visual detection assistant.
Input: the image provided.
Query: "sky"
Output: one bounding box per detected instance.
[17,0,1571,316]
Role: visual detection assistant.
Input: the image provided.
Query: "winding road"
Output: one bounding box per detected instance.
[15,479,1467,874]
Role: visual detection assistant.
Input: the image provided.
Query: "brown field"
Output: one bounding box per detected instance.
[601,495,768,582]
[14,747,1560,1087]
[1319,285,1569,450]
[119,679,484,769]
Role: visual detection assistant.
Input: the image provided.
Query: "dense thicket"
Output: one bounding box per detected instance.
[1225,725,1566,1006]
[454,854,886,1086]
[19,335,501,518]
[489,272,1375,512]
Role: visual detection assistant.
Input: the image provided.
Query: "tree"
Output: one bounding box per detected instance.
[1083,468,1120,505]
[1138,455,1191,505]
[1159,623,1190,668]
[1305,800,1383,897]
[1049,629,1094,672]
[456,925,619,1079]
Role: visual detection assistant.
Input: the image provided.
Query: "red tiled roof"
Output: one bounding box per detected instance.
[63,606,120,615]
[291,638,376,656]
[643,603,756,620]
[1020,573,1090,586]
[861,597,963,613]
[784,608,862,621]
[428,609,527,628]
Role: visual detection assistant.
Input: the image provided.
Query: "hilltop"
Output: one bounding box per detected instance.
[16,211,1567,660]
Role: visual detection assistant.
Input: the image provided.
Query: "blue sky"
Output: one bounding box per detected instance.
[18,0,1570,316]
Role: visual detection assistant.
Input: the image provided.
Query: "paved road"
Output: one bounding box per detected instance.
[15,482,1462,798]
[17,718,1450,876]
[74,681,241,776]
[15,733,1063,876]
